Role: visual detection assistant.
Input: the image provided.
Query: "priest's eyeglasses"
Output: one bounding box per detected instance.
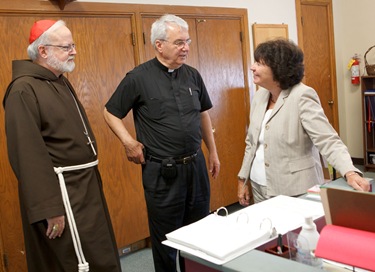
[44,44,76,52]
[161,39,191,49]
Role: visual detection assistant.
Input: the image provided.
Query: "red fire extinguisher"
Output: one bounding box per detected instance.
[349,55,360,85]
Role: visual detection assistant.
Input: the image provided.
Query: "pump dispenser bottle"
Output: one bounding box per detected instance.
[295,216,323,268]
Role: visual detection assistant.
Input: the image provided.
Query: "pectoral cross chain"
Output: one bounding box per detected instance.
[64,79,97,156]
[84,132,97,156]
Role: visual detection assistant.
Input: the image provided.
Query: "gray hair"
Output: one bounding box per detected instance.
[150,14,188,49]
[27,20,66,61]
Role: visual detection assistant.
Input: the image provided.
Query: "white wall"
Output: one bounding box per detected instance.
[333,0,375,158]
[78,0,373,159]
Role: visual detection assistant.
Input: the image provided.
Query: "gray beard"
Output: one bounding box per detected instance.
[47,53,75,73]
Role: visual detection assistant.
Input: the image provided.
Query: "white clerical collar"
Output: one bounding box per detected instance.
[168,69,175,73]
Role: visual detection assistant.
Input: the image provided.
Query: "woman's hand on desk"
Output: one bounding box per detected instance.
[238,179,251,206]
[345,172,370,192]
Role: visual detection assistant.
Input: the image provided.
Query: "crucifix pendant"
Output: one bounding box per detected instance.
[84,132,97,156]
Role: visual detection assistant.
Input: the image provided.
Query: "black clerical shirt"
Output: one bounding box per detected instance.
[105,58,212,157]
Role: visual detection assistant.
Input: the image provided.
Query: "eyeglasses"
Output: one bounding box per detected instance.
[44,44,76,52]
[161,39,191,49]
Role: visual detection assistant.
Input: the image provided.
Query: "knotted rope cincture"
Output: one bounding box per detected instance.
[54,160,98,272]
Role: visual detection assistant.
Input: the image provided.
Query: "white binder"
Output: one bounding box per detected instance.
[163,195,325,265]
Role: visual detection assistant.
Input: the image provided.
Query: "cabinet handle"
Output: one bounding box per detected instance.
[328,100,334,105]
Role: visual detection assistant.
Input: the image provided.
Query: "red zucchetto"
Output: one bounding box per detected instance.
[29,20,57,44]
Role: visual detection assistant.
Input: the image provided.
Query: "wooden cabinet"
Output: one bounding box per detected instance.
[361,76,375,171]
[0,2,251,271]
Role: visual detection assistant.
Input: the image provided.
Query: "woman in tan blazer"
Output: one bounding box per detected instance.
[238,39,370,205]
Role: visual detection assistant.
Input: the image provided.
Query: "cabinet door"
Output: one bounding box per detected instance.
[141,15,248,210]
[0,15,43,272]
[64,16,149,248]
[194,18,247,209]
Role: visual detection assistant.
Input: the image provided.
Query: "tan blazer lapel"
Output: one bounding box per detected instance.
[268,89,290,122]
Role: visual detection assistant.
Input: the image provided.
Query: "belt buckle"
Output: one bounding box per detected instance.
[182,157,189,164]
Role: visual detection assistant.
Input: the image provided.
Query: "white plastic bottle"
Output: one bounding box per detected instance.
[295,216,323,268]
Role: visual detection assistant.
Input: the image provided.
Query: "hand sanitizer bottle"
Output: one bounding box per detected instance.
[295,216,323,268]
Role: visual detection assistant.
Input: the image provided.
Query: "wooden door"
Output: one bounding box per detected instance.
[0,14,149,271]
[141,15,248,210]
[296,0,339,132]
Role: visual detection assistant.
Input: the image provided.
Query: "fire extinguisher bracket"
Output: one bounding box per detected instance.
[364,45,375,76]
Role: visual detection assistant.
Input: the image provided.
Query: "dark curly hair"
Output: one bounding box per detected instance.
[254,39,304,89]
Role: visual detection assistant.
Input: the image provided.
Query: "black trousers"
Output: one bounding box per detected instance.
[142,149,210,272]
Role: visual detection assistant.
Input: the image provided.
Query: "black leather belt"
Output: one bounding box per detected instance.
[147,152,198,164]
